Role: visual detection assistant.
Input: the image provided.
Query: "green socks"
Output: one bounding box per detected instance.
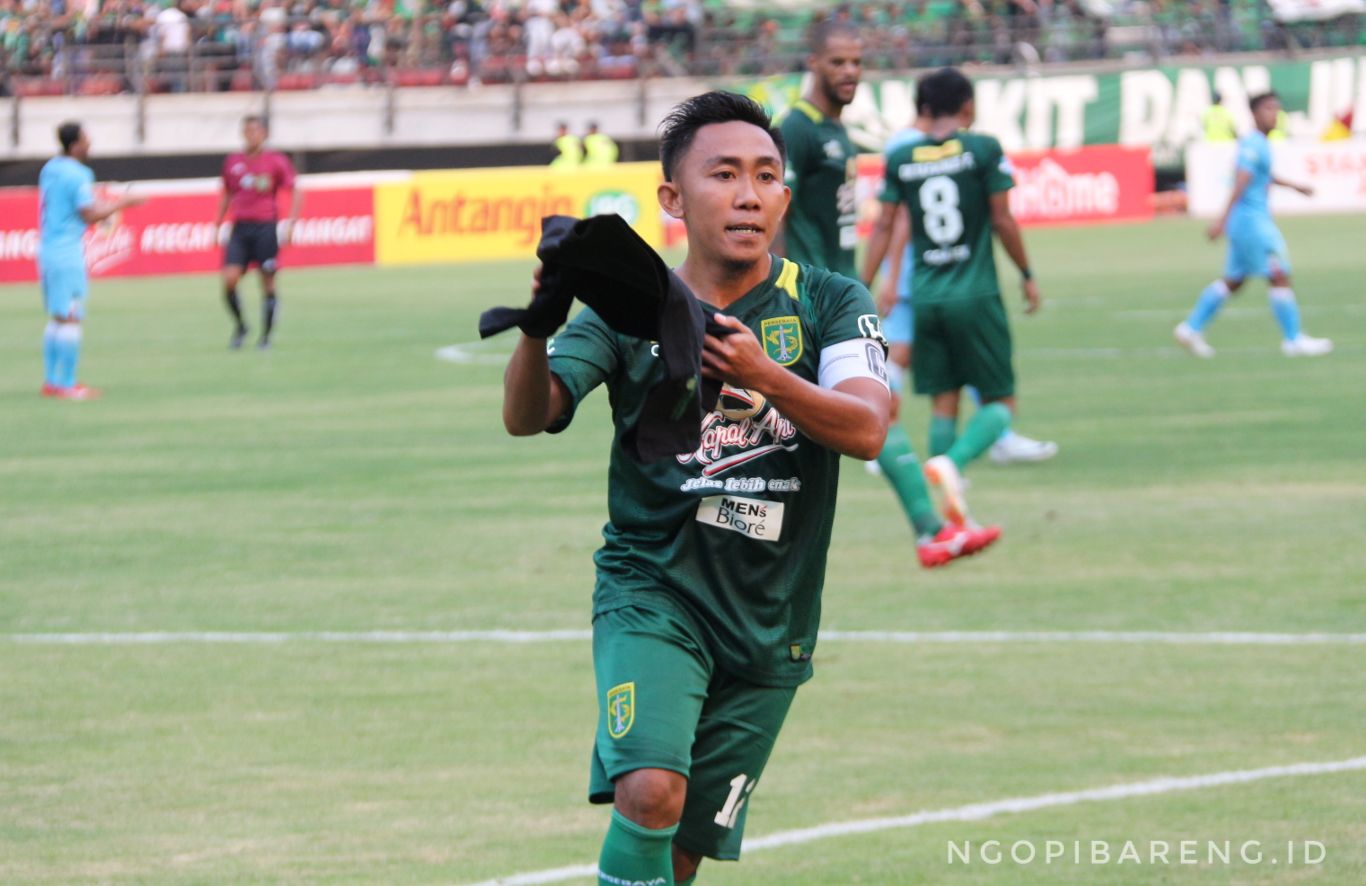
[877,424,942,538]
[928,414,958,458]
[947,402,1012,469]
[598,809,678,886]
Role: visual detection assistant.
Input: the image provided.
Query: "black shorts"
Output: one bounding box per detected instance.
[225,221,280,271]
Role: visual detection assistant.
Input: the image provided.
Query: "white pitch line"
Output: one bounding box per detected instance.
[6,630,1366,645]
[466,756,1366,886]
[820,630,1366,645]
[4,630,594,645]
[434,342,513,365]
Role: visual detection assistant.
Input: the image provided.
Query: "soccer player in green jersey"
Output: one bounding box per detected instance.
[862,67,1041,526]
[776,20,860,278]
[501,91,891,885]
[779,29,999,565]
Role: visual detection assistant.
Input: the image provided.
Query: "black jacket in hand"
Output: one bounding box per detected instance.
[479,214,732,462]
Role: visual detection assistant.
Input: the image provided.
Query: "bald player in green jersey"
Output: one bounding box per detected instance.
[776,20,860,278]
[501,91,890,885]
[862,67,1042,527]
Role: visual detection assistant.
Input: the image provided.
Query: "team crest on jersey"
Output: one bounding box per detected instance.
[606,682,635,739]
[761,316,803,366]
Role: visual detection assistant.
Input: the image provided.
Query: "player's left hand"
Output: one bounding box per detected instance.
[280,220,293,247]
[703,313,777,391]
[1022,279,1041,315]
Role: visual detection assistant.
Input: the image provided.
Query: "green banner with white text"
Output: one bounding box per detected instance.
[734,54,1365,167]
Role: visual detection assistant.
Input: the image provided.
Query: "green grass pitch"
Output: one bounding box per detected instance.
[2,215,1364,884]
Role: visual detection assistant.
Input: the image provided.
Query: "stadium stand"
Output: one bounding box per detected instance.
[0,0,1361,97]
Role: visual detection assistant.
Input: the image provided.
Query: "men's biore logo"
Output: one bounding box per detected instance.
[695,494,786,542]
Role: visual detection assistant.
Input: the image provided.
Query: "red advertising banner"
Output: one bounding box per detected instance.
[855,143,1154,233]
[0,186,374,283]
[1005,145,1154,225]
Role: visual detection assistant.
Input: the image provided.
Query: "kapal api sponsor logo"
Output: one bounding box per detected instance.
[678,408,799,478]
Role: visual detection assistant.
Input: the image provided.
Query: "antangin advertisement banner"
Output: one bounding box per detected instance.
[373,162,663,266]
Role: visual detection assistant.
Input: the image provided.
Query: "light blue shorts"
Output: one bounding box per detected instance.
[41,260,89,319]
[1224,215,1291,281]
[885,293,914,346]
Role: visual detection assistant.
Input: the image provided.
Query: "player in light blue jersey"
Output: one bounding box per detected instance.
[38,121,143,399]
[1175,92,1331,358]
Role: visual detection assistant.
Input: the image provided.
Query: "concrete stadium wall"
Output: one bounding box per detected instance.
[2,79,702,162]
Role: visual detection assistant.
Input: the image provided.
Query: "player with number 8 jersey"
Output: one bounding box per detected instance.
[880,129,1013,308]
[863,67,1044,526]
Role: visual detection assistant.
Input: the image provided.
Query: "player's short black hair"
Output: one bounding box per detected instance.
[917,67,975,119]
[56,121,83,154]
[1249,91,1279,112]
[810,19,860,54]
[242,114,268,131]
[658,91,784,182]
[914,70,936,116]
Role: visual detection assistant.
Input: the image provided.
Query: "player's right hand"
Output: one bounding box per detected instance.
[1022,279,1041,314]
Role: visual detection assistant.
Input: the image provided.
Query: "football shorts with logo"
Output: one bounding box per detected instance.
[912,293,1014,399]
[225,221,280,272]
[1224,213,1291,280]
[41,257,89,319]
[589,600,795,860]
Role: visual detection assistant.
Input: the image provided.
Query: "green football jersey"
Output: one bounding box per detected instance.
[778,100,858,278]
[547,257,883,688]
[879,130,1014,303]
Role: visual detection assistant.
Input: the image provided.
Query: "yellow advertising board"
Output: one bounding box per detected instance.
[374,162,663,266]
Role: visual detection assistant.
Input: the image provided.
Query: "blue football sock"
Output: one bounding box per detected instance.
[54,323,82,388]
[43,321,60,386]
[1268,287,1301,341]
[1186,280,1230,333]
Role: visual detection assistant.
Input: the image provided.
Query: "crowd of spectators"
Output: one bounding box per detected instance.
[0,0,1360,96]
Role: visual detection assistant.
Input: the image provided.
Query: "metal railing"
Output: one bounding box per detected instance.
[0,8,1361,98]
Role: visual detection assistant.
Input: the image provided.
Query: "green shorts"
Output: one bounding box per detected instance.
[589,601,796,860]
[912,293,1015,400]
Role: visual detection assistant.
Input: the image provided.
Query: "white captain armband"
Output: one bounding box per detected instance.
[818,338,890,391]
